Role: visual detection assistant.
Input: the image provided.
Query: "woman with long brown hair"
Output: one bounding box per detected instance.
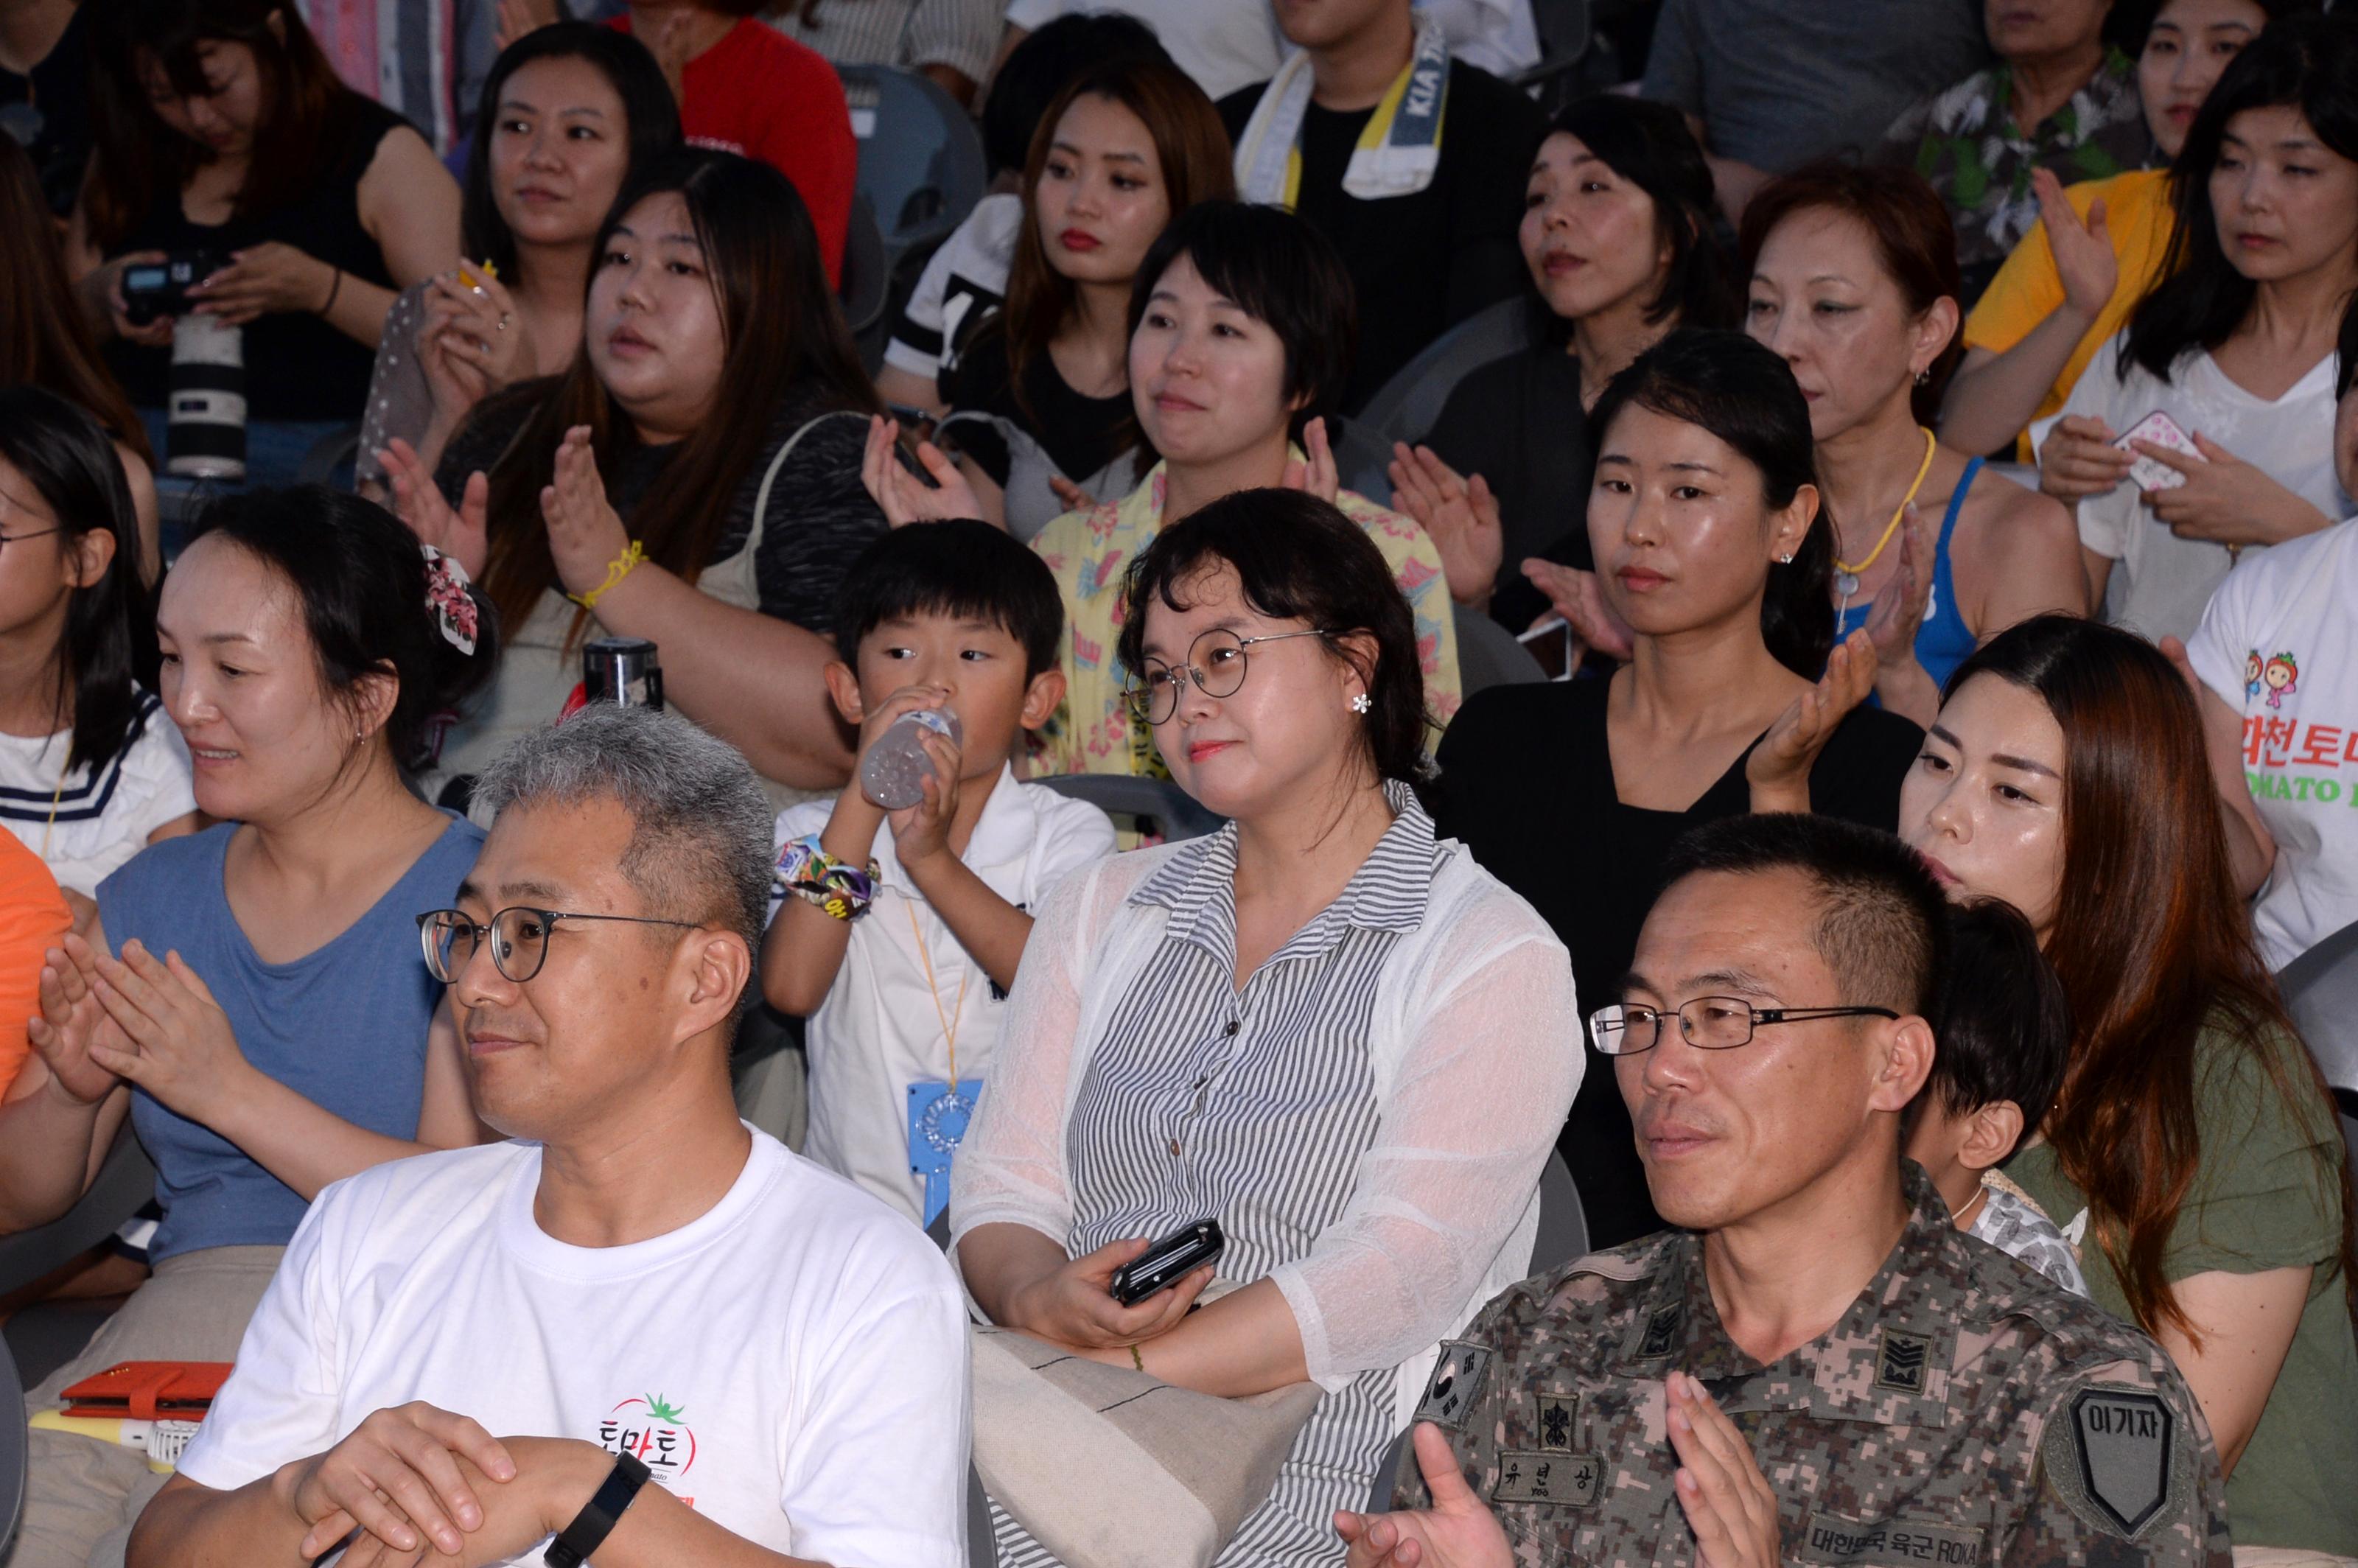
[935,55,1232,538]
[1901,612,2358,1561]
[381,147,886,802]
[0,134,158,578]
[68,0,459,487]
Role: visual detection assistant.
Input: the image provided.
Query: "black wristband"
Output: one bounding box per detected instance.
[543,1450,650,1567]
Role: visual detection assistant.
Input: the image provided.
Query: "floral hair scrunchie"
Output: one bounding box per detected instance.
[422,545,479,656]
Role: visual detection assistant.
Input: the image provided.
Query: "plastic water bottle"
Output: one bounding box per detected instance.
[861,709,961,810]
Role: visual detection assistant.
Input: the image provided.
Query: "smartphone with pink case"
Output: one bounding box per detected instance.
[2115,410,2200,491]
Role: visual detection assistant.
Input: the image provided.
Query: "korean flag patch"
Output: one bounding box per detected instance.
[1414,1341,1494,1429]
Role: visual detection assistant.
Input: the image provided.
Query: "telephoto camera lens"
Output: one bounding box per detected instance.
[164,316,247,481]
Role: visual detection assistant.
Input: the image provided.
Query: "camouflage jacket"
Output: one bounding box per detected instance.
[1396,1167,2231,1568]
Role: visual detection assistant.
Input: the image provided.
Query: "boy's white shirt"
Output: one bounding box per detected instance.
[176,1131,970,1568]
[772,763,1117,1224]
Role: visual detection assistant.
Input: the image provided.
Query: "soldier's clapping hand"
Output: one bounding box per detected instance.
[1668,1371,1783,1568]
[1333,1423,1511,1568]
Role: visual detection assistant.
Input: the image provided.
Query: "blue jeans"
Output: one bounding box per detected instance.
[141,410,357,559]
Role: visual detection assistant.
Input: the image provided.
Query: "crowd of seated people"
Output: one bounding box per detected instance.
[0,3,2355,1567]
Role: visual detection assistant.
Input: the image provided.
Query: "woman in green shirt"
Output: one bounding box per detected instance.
[1897,612,2358,1562]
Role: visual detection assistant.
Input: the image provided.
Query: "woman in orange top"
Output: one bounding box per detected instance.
[1938,0,2300,460]
[0,828,71,1101]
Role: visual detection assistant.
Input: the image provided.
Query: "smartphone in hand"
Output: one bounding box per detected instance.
[1108,1219,1225,1306]
[2116,410,2200,493]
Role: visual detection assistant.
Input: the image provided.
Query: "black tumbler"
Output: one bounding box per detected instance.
[581,637,663,710]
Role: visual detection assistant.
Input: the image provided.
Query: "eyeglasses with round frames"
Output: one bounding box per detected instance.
[1588,997,1900,1055]
[1122,627,1333,726]
[416,906,700,984]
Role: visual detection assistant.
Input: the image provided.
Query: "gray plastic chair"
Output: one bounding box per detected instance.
[1453,605,1547,699]
[840,190,893,372]
[0,1126,154,1297]
[1036,774,1225,842]
[1365,1149,1587,1511]
[0,1331,22,1555]
[2276,917,2358,1186]
[1348,299,1543,504]
[838,65,988,267]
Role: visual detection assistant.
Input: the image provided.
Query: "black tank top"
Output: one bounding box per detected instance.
[104,95,407,423]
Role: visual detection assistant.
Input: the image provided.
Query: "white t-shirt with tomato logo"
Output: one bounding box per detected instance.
[2188,517,2358,971]
[177,1130,969,1567]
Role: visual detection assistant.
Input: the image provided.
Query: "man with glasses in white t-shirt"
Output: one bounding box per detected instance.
[126,706,969,1568]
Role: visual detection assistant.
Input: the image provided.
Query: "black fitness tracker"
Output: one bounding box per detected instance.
[543,1449,651,1567]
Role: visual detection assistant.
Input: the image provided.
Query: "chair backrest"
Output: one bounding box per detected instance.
[840,189,892,371]
[0,1329,21,1550]
[0,1124,155,1299]
[2276,916,2358,1188]
[1351,298,1542,496]
[1366,1151,1588,1512]
[1531,1147,1589,1275]
[1036,774,1225,842]
[1454,605,1548,700]
[838,65,989,264]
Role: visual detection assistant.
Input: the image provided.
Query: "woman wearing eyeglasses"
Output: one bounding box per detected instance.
[1430,329,1925,1252]
[952,489,1579,1568]
[0,489,497,1563]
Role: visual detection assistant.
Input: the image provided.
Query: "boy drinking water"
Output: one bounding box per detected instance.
[1904,897,2088,1296]
[764,521,1116,1226]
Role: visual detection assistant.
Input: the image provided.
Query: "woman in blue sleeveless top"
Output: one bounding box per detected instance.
[1742,167,2086,722]
[0,489,500,1563]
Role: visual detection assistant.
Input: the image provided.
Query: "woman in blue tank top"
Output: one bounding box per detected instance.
[1741,167,2087,722]
[0,489,501,1562]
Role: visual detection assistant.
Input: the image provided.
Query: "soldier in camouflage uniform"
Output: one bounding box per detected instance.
[1343,815,2230,1568]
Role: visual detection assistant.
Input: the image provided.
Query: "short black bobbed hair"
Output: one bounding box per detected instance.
[833,519,1066,679]
[1919,897,2073,1133]
[1114,489,1430,788]
[187,487,500,781]
[1589,329,1836,679]
[1654,813,1951,1019]
[1129,201,1357,442]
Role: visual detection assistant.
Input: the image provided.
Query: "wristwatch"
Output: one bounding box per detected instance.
[543,1450,651,1567]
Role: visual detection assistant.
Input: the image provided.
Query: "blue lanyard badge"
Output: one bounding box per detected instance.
[907,1078,984,1228]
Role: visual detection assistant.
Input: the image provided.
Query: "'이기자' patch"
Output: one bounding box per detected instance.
[2042,1385,2177,1538]
[1875,1329,1930,1394]
[1800,1512,1982,1568]
[1492,1451,1600,1507]
[1414,1342,1494,1429]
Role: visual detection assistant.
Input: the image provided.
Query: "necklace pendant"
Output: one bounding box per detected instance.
[1835,570,1861,598]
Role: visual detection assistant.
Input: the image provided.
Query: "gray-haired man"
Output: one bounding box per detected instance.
[129,708,970,1568]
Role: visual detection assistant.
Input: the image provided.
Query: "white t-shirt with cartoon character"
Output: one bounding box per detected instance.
[2188,516,2358,970]
[176,1131,970,1567]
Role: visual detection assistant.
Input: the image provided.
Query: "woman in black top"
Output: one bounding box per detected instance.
[381,149,885,802]
[70,0,459,485]
[1395,97,1734,634]
[935,55,1231,539]
[1431,330,1922,1247]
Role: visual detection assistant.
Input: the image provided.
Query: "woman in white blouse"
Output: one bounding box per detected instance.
[2034,16,2358,643]
[952,489,1582,1567]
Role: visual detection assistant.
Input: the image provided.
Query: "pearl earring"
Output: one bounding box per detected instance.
[1350,693,1371,715]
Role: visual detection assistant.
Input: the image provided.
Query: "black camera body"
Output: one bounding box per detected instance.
[122,252,222,326]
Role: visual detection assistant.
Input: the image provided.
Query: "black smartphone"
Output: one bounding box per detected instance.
[122,252,220,326]
[1108,1219,1225,1307]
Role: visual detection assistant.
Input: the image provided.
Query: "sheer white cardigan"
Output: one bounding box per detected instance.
[949,837,1584,1429]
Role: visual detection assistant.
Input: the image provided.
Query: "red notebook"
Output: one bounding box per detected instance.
[60,1362,232,1421]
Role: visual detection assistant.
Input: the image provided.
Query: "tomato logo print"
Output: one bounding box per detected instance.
[599,1393,697,1485]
